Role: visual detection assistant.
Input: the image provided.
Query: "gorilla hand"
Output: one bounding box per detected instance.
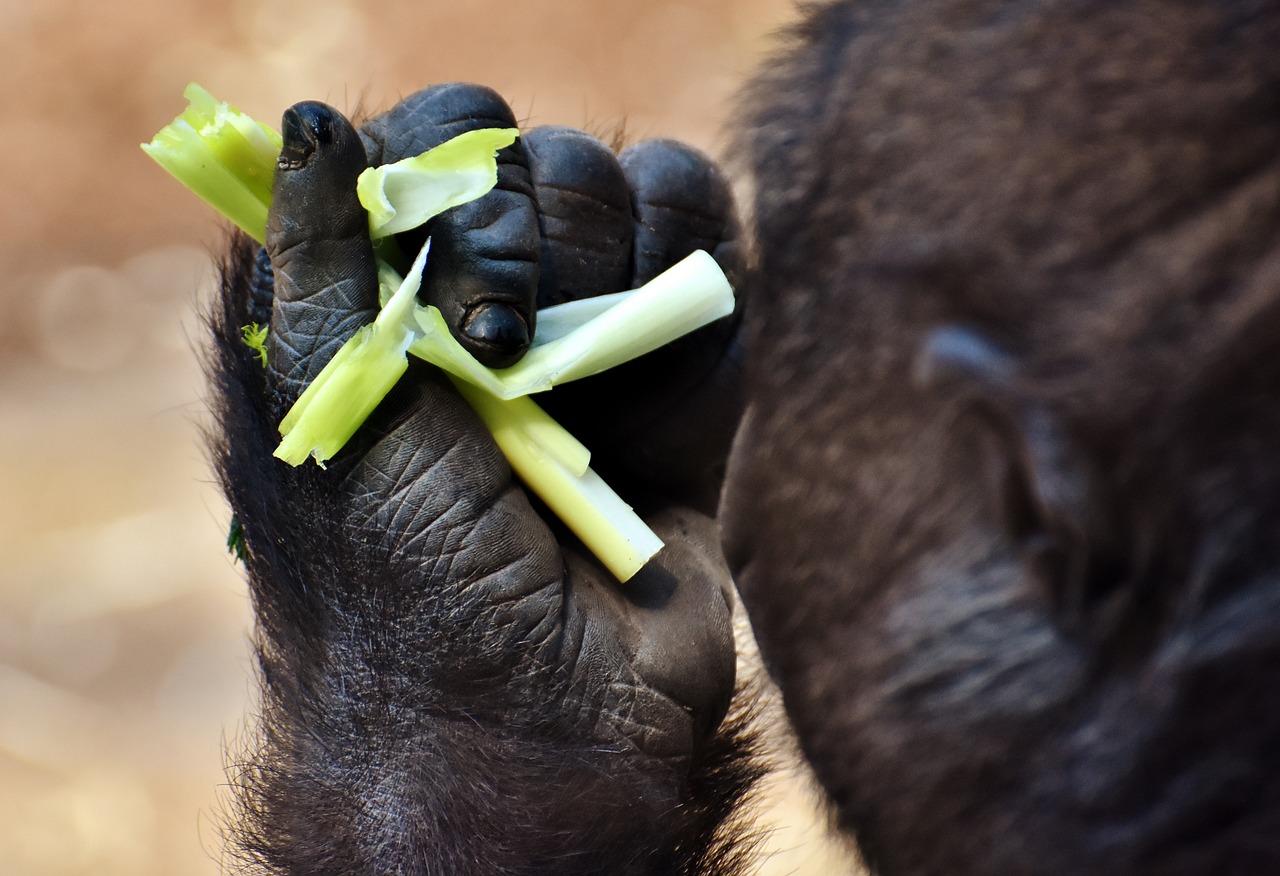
[210,85,755,875]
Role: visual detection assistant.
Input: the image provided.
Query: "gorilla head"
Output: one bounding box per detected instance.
[724,1,1280,873]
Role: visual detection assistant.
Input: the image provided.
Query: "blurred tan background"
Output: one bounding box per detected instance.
[0,1,861,872]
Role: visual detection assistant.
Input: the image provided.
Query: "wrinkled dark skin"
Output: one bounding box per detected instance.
[213,0,1280,874]
[212,85,754,875]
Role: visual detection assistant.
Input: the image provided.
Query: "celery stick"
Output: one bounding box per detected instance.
[185,115,274,207]
[530,290,636,344]
[450,377,662,582]
[273,323,409,466]
[274,241,431,466]
[377,259,404,308]
[490,395,591,478]
[143,121,272,243]
[357,128,519,238]
[182,83,282,167]
[143,83,280,243]
[493,251,733,391]
[179,84,280,205]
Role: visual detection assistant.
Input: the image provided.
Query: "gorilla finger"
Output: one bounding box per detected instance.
[538,141,746,513]
[522,126,633,308]
[266,101,380,409]
[362,84,540,369]
[612,138,743,378]
[619,139,743,289]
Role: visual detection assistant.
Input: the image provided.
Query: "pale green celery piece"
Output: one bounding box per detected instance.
[357,128,520,238]
[141,83,281,243]
[377,259,404,308]
[274,242,432,466]
[179,82,283,160]
[142,122,272,243]
[408,251,733,401]
[450,377,663,582]
[273,323,408,466]
[498,398,591,477]
[530,289,636,344]
[180,83,281,206]
[495,250,734,391]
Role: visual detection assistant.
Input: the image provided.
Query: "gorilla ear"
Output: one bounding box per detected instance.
[914,325,1118,624]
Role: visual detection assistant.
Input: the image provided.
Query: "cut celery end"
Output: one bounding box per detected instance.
[180,83,283,168]
[274,324,410,466]
[192,117,275,206]
[275,241,432,466]
[143,121,272,243]
[179,84,279,205]
[142,83,280,243]
[531,289,636,344]
[451,378,662,582]
[357,127,519,238]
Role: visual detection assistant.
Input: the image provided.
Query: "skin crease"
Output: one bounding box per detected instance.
[210,0,1280,873]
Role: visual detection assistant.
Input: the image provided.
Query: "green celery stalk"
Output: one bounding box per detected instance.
[273,239,431,466]
[402,252,734,401]
[450,377,663,581]
[272,324,408,466]
[528,290,636,344]
[179,83,282,206]
[142,83,280,243]
[492,250,733,393]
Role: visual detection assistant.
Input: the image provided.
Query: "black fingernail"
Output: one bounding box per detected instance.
[461,302,530,368]
[278,103,334,170]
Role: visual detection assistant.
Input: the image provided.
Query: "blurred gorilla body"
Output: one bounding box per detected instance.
[727,0,1280,873]
[209,0,1280,874]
